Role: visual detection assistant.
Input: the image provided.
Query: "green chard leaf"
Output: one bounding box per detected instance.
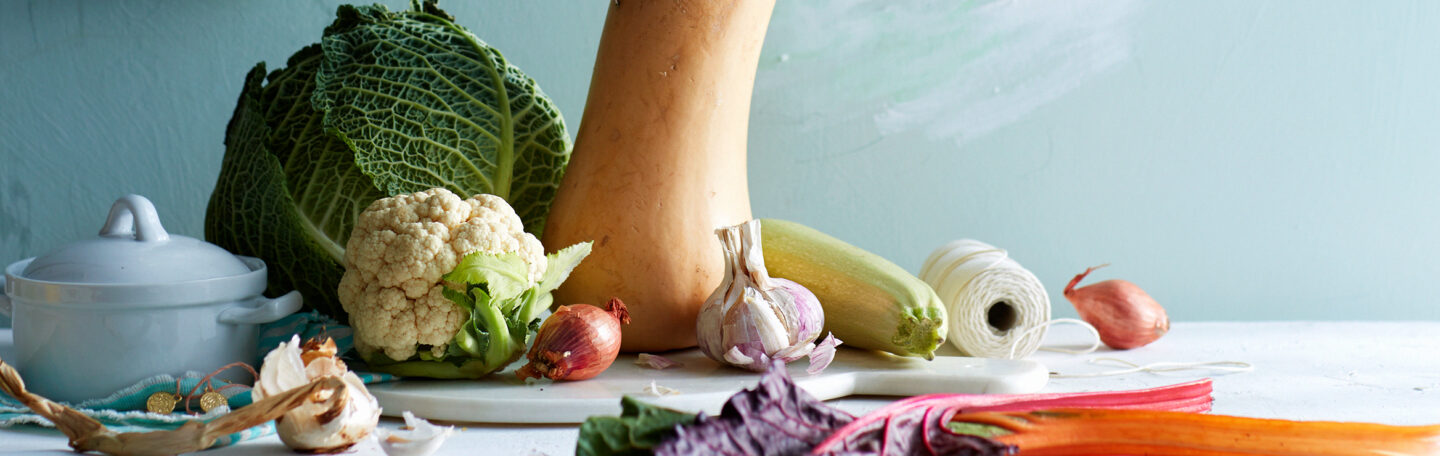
[577,397,697,456]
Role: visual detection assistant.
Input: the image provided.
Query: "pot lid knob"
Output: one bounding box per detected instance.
[100,194,170,242]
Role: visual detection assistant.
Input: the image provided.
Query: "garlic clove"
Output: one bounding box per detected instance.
[724,346,759,367]
[376,411,454,456]
[253,335,307,402]
[742,288,793,356]
[774,342,816,363]
[806,333,843,375]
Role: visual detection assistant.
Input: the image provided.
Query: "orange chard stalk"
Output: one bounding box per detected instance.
[953,408,1440,456]
[810,379,1213,455]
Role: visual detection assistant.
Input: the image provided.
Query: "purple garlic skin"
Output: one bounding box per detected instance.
[775,278,823,345]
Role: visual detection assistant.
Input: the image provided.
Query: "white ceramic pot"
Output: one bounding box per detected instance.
[0,195,301,403]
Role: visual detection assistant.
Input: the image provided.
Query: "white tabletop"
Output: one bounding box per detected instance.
[2,321,1437,455]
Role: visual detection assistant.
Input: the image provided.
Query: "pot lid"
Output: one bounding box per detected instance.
[20,195,251,284]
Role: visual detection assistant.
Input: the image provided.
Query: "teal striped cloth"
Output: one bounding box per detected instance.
[0,311,395,449]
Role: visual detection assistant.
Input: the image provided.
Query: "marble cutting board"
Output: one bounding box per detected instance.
[367,348,1048,423]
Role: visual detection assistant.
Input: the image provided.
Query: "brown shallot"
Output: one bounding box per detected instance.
[1063,264,1169,349]
[517,298,631,381]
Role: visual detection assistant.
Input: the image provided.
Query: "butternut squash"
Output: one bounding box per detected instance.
[542,0,774,351]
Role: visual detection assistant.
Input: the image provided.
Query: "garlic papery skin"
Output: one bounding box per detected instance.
[254,335,381,453]
[376,411,454,456]
[698,220,824,371]
[253,336,308,403]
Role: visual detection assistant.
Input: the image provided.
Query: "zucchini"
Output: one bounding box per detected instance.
[759,219,947,359]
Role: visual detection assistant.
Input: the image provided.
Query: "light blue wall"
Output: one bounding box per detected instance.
[3,0,1438,327]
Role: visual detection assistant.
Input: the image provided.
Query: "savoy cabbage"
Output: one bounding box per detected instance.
[206,1,571,322]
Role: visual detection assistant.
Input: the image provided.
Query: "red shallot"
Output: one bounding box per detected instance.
[517,298,631,381]
[1063,264,1169,349]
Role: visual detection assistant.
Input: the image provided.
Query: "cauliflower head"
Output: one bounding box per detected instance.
[339,188,546,362]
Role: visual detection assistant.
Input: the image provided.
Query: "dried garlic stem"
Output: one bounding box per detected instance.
[0,358,347,456]
[0,359,109,448]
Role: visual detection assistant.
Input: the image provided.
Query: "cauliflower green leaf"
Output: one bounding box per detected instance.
[536,242,594,295]
[205,1,572,323]
[443,252,532,303]
[523,241,595,312]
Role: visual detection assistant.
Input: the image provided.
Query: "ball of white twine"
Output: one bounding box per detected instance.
[920,240,1051,359]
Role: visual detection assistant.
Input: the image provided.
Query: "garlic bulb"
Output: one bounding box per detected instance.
[697,219,824,371]
[254,335,381,453]
[376,411,454,456]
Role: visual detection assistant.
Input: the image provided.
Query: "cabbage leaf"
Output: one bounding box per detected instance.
[205,1,571,322]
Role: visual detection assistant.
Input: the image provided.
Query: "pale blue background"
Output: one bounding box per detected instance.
[3,0,1439,328]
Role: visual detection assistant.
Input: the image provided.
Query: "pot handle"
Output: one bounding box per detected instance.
[0,276,9,318]
[99,194,169,242]
[217,291,303,325]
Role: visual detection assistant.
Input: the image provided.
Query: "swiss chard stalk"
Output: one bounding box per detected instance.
[811,379,1213,455]
[954,408,1440,456]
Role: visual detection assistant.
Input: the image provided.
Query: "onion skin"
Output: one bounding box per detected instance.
[518,298,631,381]
[1063,264,1169,349]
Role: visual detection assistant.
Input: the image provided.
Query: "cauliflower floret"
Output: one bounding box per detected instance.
[338,188,546,362]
